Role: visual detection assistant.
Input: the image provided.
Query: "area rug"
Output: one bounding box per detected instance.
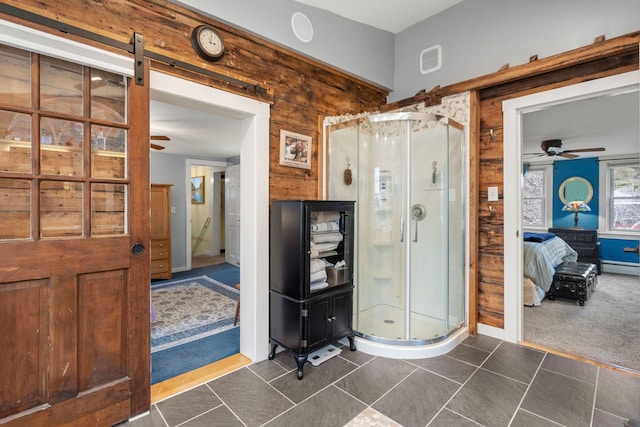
[524,272,640,372]
[151,275,239,353]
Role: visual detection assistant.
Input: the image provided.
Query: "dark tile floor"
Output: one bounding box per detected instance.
[122,335,640,427]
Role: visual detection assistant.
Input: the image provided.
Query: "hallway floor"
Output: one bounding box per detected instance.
[123,335,639,427]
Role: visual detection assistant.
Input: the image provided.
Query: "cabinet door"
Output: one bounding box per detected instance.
[332,290,353,339]
[306,298,331,350]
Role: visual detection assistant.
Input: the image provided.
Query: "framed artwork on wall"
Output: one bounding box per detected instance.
[191,176,205,204]
[279,130,312,169]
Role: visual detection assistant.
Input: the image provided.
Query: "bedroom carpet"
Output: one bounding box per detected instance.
[524,272,640,372]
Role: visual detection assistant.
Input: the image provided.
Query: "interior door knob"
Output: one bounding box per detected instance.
[131,242,145,255]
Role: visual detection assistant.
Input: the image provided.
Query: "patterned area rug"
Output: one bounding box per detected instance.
[151,275,239,353]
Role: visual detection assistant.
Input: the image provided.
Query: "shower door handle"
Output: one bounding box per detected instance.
[411,204,426,242]
[400,217,405,242]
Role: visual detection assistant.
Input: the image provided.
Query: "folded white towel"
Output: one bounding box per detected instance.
[312,232,343,244]
[310,269,327,283]
[311,221,340,232]
[311,211,341,224]
[310,258,325,274]
[312,242,339,252]
[310,281,329,292]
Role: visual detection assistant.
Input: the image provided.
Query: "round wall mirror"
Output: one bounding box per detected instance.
[559,176,593,204]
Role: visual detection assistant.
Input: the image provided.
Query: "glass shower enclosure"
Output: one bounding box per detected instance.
[327,112,465,345]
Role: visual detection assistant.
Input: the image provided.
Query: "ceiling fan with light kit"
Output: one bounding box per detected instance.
[525,139,605,159]
[150,135,170,150]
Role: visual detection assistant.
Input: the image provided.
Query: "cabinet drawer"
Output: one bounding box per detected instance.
[151,239,169,260]
[151,259,169,275]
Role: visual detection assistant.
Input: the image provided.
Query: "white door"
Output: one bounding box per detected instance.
[226,164,241,265]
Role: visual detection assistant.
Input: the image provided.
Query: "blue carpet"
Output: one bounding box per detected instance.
[151,262,241,384]
[156,262,240,287]
[151,327,239,384]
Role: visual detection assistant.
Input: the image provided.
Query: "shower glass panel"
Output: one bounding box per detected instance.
[327,112,465,345]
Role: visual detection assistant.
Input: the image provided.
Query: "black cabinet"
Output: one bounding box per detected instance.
[269,200,356,379]
[549,228,601,274]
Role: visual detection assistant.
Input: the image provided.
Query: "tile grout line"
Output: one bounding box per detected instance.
[425,340,505,426]
[506,351,547,426]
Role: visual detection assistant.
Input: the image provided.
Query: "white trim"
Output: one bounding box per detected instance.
[150,70,271,363]
[477,323,505,341]
[502,70,640,344]
[0,18,133,76]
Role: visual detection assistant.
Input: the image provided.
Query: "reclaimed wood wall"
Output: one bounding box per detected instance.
[450,32,640,328]
[0,0,388,202]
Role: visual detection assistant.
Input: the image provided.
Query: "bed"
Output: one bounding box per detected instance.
[523,233,578,306]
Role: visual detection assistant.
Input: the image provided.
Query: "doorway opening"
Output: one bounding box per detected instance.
[149,70,271,372]
[503,70,640,369]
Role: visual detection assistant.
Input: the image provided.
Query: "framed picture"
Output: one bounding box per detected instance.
[279,130,312,169]
[191,176,205,204]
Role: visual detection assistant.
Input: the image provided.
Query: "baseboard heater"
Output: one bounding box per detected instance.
[601,260,639,276]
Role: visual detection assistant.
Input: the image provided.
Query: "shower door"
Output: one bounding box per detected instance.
[327,113,465,344]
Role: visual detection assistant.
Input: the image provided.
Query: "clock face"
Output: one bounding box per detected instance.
[192,25,225,60]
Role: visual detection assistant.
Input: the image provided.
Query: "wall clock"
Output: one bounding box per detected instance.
[191,25,225,61]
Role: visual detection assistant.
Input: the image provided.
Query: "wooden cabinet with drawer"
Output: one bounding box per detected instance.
[151,184,172,280]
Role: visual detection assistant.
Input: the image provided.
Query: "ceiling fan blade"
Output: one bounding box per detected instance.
[562,147,606,153]
[150,143,166,150]
[150,135,170,141]
[558,152,579,159]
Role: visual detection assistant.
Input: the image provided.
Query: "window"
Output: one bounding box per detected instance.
[608,162,640,232]
[0,44,129,240]
[522,167,547,228]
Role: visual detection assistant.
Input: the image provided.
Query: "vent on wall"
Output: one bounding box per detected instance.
[419,44,442,75]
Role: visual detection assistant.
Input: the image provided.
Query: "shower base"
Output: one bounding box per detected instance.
[354,304,467,359]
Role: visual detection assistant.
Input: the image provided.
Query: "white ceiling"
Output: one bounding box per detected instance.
[294,0,463,33]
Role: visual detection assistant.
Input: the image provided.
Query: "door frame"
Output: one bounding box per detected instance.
[502,70,640,343]
[150,71,270,362]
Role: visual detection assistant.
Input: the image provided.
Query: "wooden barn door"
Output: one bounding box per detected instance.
[0,44,150,426]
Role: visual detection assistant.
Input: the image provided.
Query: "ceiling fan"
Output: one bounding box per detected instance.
[526,139,605,159]
[150,135,170,150]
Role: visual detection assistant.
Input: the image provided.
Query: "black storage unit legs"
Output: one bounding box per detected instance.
[269,200,356,379]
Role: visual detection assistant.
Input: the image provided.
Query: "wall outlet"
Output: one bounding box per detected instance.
[488,186,499,201]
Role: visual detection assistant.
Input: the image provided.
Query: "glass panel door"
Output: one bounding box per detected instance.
[357,120,408,340]
[409,121,449,341]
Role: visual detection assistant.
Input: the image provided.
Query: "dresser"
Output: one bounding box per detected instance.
[150,184,172,280]
[549,228,601,274]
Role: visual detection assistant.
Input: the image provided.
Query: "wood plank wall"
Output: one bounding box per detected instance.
[450,33,639,328]
[1,0,388,202]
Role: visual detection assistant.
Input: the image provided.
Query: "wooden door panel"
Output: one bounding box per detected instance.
[78,270,127,391]
[0,280,47,419]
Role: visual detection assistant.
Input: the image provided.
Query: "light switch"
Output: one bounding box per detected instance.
[488,186,499,201]
[171,206,176,213]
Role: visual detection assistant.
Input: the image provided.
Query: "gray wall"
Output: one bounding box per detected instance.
[173,0,639,102]
[172,0,395,90]
[392,0,640,101]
